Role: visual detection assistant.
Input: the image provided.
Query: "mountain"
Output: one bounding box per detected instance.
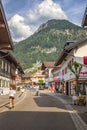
[13,19,87,70]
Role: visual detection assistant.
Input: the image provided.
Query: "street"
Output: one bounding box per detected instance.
[0,90,76,130]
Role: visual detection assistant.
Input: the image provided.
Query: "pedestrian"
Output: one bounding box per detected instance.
[72,93,78,105]
[21,87,25,94]
[51,83,56,93]
[9,87,16,109]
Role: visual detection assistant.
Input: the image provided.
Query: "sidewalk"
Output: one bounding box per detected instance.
[45,92,87,130]
[52,93,87,125]
[62,94,87,124]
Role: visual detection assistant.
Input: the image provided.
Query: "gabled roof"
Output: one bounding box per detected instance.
[55,39,87,66]
[82,7,87,27]
[22,73,31,78]
[41,61,55,70]
[0,0,14,50]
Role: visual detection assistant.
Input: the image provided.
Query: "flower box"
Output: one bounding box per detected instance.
[10,84,16,90]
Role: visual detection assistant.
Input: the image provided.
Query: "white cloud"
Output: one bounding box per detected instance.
[27,0,67,24]
[8,0,68,42]
[38,0,67,19]
[8,14,33,42]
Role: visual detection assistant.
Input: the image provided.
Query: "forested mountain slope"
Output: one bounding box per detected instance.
[13,19,87,69]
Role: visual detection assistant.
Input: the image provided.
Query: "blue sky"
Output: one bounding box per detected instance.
[2,0,87,42]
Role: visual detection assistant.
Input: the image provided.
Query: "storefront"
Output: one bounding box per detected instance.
[53,70,62,93]
[69,71,87,96]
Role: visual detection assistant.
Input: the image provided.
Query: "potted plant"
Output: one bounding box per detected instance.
[77,95,86,106]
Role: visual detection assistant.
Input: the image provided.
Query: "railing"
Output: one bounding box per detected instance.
[0,68,10,78]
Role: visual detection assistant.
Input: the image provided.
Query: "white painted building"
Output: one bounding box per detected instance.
[41,62,55,87]
[55,39,87,96]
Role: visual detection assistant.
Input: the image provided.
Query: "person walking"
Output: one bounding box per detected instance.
[9,87,16,109]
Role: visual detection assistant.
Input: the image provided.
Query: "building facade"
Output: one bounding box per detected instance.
[41,62,55,87]
[0,51,24,94]
[55,40,87,96]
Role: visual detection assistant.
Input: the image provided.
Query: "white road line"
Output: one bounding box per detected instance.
[0,92,26,113]
[15,91,26,106]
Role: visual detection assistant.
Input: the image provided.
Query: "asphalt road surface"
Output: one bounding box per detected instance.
[0,91,76,130]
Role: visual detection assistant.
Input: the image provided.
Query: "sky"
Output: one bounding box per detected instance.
[2,0,87,42]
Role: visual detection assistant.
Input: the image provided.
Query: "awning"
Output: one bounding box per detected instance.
[54,77,58,82]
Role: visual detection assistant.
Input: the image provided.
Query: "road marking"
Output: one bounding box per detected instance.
[0,92,26,113]
[15,91,26,106]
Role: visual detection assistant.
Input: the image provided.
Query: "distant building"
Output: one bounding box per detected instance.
[41,61,55,87]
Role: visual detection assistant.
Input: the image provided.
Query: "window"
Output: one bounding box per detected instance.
[2,80,5,87]
[65,67,67,74]
[5,62,8,72]
[62,69,64,75]
[71,58,74,65]
[0,59,2,68]
[8,64,10,73]
[2,60,5,69]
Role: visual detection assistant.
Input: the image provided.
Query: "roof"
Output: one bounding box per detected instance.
[82,7,87,27]
[0,0,14,50]
[22,73,31,78]
[55,39,87,66]
[41,61,55,70]
[51,65,61,73]
[17,63,24,74]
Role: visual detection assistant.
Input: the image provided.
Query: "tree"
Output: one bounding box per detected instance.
[38,79,44,85]
[68,61,82,95]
